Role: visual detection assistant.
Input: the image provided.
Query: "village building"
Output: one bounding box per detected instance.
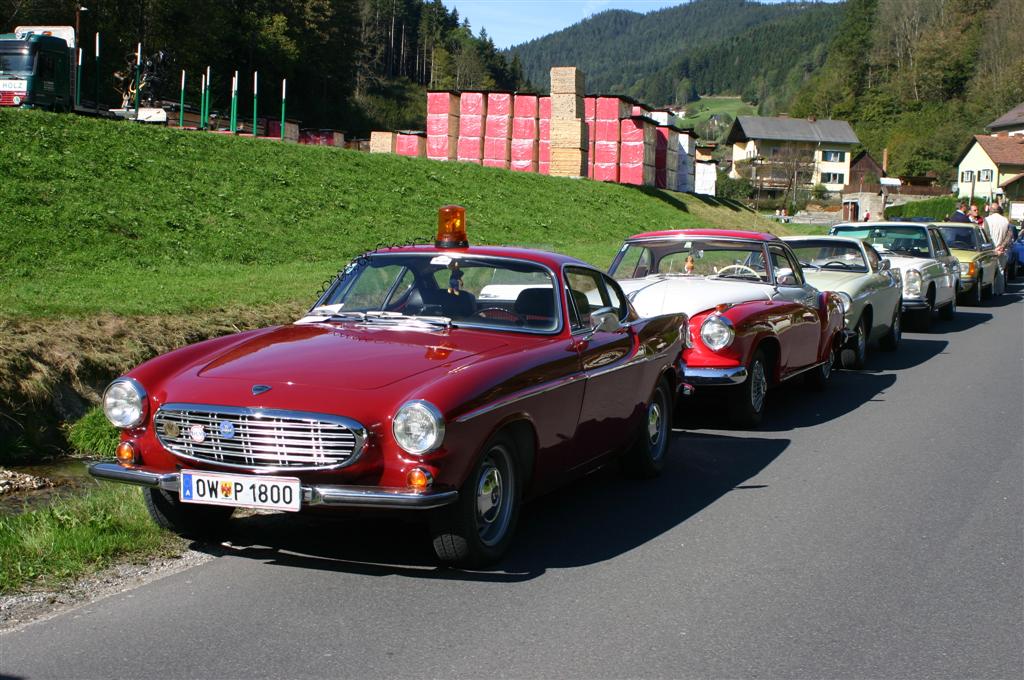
[986,102,1024,136]
[726,115,859,194]
[954,133,1024,199]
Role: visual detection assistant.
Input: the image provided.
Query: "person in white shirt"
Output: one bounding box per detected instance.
[984,203,1012,295]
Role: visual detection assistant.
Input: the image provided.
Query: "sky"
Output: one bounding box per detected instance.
[443,0,838,49]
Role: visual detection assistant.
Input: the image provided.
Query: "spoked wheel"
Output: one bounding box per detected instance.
[431,434,521,567]
[143,488,233,541]
[623,377,672,478]
[879,305,901,352]
[842,316,868,370]
[728,350,768,429]
[806,336,837,391]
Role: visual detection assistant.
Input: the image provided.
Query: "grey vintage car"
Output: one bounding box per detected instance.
[784,236,902,369]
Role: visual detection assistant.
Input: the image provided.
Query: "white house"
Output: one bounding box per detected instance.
[955,133,1024,199]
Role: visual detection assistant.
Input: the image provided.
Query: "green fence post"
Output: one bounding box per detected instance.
[133,43,141,120]
[75,48,81,108]
[93,33,99,113]
[178,69,185,128]
[252,71,258,137]
[280,78,286,141]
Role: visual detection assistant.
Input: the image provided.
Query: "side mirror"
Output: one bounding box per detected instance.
[777,274,798,286]
[878,259,891,272]
[590,307,621,333]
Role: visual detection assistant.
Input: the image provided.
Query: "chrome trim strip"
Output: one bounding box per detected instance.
[89,463,458,510]
[682,365,748,385]
[455,374,580,423]
[155,403,368,473]
[901,299,930,310]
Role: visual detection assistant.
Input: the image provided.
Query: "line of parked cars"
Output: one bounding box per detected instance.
[88,208,1017,566]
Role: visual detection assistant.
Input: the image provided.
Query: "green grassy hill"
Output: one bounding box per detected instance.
[0,109,775,318]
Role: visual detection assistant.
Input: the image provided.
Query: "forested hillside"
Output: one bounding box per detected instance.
[792,0,1024,180]
[631,4,841,111]
[1,0,526,132]
[507,0,833,101]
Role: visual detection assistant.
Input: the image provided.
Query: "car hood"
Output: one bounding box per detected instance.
[619,276,774,317]
[949,248,985,263]
[877,253,938,274]
[802,269,864,293]
[189,323,508,391]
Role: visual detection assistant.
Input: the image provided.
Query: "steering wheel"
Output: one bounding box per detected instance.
[822,260,848,267]
[715,264,761,278]
[476,307,525,324]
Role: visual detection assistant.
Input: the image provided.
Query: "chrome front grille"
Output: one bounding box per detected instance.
[154,404,366,471]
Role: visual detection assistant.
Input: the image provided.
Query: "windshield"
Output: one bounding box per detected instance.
[831,225,931,258]
[788,240,868,272]
[937,226,979,251]
[0,52,33,75]
[610,239,770,283]
[315,253,560,332]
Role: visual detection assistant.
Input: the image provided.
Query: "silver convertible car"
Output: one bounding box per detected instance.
[784,236,902,369]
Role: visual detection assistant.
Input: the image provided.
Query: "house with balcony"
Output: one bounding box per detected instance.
[725,116,859,194]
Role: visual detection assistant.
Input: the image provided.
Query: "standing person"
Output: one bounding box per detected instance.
[950,200,972,223]
[985,203,1012,295]
[969,204,983,224]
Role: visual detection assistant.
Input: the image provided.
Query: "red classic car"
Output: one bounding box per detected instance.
[91,208,689,566]
[608,230,847,427]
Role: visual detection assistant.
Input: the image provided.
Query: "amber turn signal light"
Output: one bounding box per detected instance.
[406,467,434,491]
[436,205,469,248]
[115,441,140,466]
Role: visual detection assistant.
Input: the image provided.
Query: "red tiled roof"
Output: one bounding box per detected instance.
[972,134,1024,166]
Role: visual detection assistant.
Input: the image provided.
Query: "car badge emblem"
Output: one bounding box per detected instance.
[189,424,206,443]
[218,420,235,439]
[163,421,181,439]
[252,384,272,396]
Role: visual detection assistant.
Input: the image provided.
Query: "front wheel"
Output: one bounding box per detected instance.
[964,277,983,306]
[431,434,521,567]
[842,315,868,370]
[623,377,672,478]
[728,349,768,429]
[939,291,956,320]
[143,487,234,540]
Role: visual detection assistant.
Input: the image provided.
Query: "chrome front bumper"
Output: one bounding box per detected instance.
[901,298,930,311]
[88,462,459,510]
[682,365,748,386]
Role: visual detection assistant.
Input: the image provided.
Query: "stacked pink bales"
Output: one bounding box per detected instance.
[457,92,487,164]
[538,97,551,175]
[511,94,540,173]
[584,97,597,178]
[484,93,513,169]
[395,132,426,158]
[619,117,656,186]
[593,97,631,183]
[426,92,459,161]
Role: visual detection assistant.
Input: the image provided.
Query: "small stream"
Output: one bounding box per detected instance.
[1,458,101,516]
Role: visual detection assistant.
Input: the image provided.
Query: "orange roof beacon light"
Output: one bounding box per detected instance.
[436,205,469,249]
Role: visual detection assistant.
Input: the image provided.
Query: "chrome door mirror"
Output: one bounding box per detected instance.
[777,274,798,286]
[590,307,621,333]
[878,259,891,272]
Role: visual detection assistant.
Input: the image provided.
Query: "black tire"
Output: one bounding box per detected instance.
[914,288,935,331]
[965,277,983,306]
[805,335,837,391]
[728,349,768,429]
[939,290,956,320]
[143,487,233,540]
[879,305,901,352]
[842,315,868,370]
[981,270,992,299]
[623,377,672,478]
[431,433,521,567]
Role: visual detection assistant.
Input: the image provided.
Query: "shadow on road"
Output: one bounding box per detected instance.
[193,432,788,581]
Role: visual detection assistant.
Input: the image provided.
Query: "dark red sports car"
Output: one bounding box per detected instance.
[91,208,689,566]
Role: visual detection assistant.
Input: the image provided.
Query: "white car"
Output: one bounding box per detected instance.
[829,222,959,329]
[783,236,903,368]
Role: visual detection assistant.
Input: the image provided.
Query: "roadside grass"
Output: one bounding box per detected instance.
[0,108,780,318]
[0,484,185,594]
[680,96,756,128]
[65,407,118,458]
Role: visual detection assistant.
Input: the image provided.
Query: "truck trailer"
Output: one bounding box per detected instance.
[0,25,75,110]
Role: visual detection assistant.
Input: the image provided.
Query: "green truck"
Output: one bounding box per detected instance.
[0,25,76,111]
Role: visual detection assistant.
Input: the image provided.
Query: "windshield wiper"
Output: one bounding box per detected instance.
[364,311,454,328]
[799,260,822,270]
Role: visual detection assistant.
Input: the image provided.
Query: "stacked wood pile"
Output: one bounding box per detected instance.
[370,65,702,191]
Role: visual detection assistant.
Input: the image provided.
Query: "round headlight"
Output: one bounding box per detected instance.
[393,400,445,455]
[904,269,922,296]
[700,315,735,351]
[836,292,853,316]
[103,378,147,429]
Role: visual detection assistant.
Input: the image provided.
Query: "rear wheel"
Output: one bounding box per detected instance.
[728,350,768,429]
[431,433,521,567]
[879,305,901,352]
[623,377,672,478]
[143,487,233,540]
[806,336,837,391]
[843,315,868,370]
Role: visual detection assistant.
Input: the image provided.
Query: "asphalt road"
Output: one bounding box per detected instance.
[3,285,1022,680]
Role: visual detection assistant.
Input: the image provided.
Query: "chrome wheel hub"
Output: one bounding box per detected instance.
[750,360,767,412]
[476,466,502,525]
[474,447,515,547]
[647,402,663,446]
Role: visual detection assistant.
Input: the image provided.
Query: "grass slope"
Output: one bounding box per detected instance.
[0,109,776,318]
[680,96,756,128]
